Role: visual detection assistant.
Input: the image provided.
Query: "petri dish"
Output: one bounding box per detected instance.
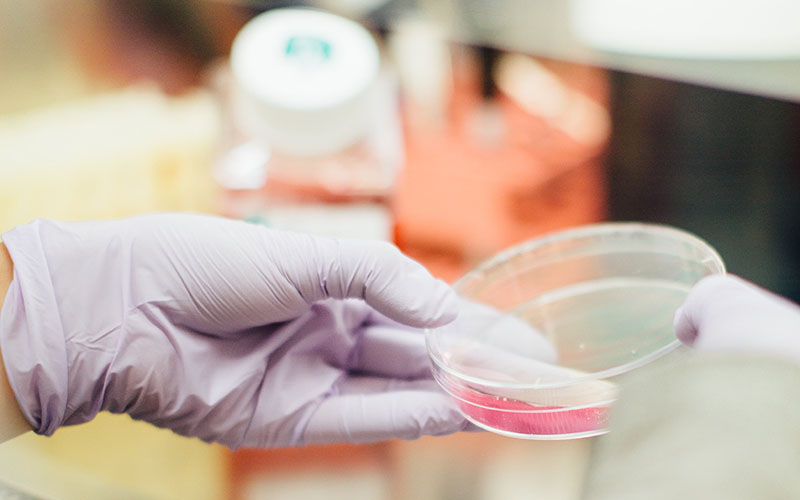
[426,223,725,439]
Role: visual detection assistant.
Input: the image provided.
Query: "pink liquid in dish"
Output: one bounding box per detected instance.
[454,389,609,436]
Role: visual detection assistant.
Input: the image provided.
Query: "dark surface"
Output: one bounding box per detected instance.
[607,72,800,301]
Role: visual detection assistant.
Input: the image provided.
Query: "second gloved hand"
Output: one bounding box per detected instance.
[0,214,465,449]
[674,274,800,363]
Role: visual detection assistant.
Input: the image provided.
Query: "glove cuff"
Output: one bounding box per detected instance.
[0,221,70,435]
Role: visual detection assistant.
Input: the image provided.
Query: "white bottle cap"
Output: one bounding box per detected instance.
[231,8,381,156]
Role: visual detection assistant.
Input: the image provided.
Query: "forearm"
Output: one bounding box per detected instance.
[0,241,33,442]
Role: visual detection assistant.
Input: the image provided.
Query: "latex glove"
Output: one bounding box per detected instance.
[0,214,465,449]
[674,274,800,362]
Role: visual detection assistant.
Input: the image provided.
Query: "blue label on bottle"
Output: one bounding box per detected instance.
[284,36,332,67]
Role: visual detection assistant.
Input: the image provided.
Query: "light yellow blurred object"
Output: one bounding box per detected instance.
[0,415,227,500]
[0,86,225,499]
[0,85,221,232]
[495,53,611,148]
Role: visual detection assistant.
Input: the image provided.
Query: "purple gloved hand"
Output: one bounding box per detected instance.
[674,274,800,363]
[0,214,467,449]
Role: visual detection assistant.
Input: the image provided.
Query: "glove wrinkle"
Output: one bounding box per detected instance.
[344,327,365,374]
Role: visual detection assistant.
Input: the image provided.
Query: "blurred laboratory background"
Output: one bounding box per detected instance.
[0,0,799,498]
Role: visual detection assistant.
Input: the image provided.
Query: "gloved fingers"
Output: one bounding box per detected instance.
[302,377,468,446]
[448,341,619,406]
[675,274,764,345]
[432,298,558,365]
[350,296,559,380]
[674,274,800,352]
[117,215,457,333]
[672,304,695,346]
[350,323,432,379]
[674,274,742,346]
[272,231,458,329]
[470,304,558,363]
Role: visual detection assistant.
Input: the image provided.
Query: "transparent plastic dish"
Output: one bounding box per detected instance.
[426,223,725,439]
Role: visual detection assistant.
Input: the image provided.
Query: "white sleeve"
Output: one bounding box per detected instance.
[583,354,800,500]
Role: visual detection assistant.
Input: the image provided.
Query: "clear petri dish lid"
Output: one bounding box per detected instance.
[426,223,725,439]
[427,222,725,391]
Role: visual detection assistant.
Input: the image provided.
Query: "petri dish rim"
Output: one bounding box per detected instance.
[456,222,725,296]
[435,373,619,411]
[427,222,726,390]
[462,415,610,440]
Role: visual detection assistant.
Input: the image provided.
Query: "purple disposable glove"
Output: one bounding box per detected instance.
[0,214,467,449]
[675,274,800,362]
